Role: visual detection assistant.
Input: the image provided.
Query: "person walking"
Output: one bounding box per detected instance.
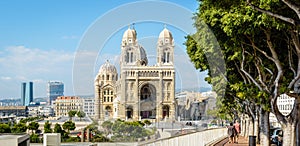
[227,122,236,143]
[234,120,241,143]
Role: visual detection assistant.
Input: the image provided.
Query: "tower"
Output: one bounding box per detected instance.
[21,82,26,106]
[94,61,118,120]
[47,81,64,105]
[157,26,174,65]
[120,26,148,67]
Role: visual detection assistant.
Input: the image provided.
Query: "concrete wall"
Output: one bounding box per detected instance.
[138,128,227,146]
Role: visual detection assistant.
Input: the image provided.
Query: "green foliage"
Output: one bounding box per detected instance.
[143,120,151,126]
[53,123,63,133]
[19,116,42,123]
[68,110,77,121]
[11,122,27,133]
[0,123,11,133]
[92,134,110,142]
[65,137,80,142]
[44,121,52,133]
[101,120,154,142]
[53,123,69,141]
[76,111,86,121]
[30,133,41,143]
[62,121,76,133]
[186,0,300,120]
[28,122,39,133]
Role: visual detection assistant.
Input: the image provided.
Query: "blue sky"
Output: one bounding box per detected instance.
[0,0,211,99]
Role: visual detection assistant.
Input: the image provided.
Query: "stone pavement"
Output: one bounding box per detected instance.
[214,136,260,146]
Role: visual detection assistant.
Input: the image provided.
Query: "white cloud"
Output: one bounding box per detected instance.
[0,46,74,98]
[0,76,11,80]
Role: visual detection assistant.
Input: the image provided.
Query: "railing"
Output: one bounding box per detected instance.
[138,128,227,146]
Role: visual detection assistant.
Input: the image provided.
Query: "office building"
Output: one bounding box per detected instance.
[21,82,26,106]
[25,82,33,106]
[47,81,64,105]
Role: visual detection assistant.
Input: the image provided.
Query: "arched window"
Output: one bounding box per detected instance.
[130,52,133,63]
[126,52,129,62]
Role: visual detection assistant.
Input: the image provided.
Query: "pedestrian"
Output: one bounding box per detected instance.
[227,122,236,144]
[234,120,241,143]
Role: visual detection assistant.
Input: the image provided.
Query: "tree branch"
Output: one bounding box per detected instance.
[241,45,263,91]
[282,0,300,19]
[264,30,283,100]
[246,0,300,26]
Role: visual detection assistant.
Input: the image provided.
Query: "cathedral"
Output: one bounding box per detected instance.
[94,25,176,121]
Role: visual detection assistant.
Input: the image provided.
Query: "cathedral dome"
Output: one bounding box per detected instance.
[122,27,137,42]
[99,60,117,74]
[159,28,173,40]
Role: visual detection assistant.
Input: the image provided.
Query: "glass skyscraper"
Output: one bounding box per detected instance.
[21,82,33,106]
[47,81,64,105]
[21,82,26,106]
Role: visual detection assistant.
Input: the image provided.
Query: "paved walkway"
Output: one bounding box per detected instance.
[214,136,260,146]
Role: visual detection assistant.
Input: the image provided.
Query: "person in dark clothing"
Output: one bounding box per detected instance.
[227,122,237,143]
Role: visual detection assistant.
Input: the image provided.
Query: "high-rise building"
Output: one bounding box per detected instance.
[25,82,33,106]
[47,81,64,105]
[21,82,26,106]
[21,82,34,106]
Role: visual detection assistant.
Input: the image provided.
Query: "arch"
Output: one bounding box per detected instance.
[126,105,133,119]
[140,83,156,119]
[162,105,170,119]
[105,106,112,117]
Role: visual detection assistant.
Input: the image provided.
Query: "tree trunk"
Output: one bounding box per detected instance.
[241,114,246,136]
[248,116,254,136]
[245,116,249,137]
[259,109,270,146]
[279,96,299,146]
[254,116,259,144]
[297,121,300,146]
[296,97,300,146]
[282,122,296,146]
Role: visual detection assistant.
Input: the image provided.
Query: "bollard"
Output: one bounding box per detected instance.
[249,136,256,146]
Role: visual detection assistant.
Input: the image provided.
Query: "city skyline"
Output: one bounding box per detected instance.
[0,0,211,99]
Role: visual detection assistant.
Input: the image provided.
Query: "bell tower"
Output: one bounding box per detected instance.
[157,25,174,66]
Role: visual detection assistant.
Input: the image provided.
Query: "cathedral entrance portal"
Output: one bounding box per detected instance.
[126,106,133,119]
[140,84,156,119]
[162,105,170,119]
[105,106,112,118]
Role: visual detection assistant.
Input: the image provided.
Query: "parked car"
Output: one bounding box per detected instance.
[270,128,283,146]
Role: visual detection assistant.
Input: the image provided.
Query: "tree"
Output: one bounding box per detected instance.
[102,121,113,136]
[53,123,63,133]
[44,121,52,133]
[62,121,76,133]
[30,133,41,143]
[28,122,39,134]
[77,111,86,121]
[11,122,27,133]
[188,0,300,145]
[0,123,11,133]
[68,110,77,121]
